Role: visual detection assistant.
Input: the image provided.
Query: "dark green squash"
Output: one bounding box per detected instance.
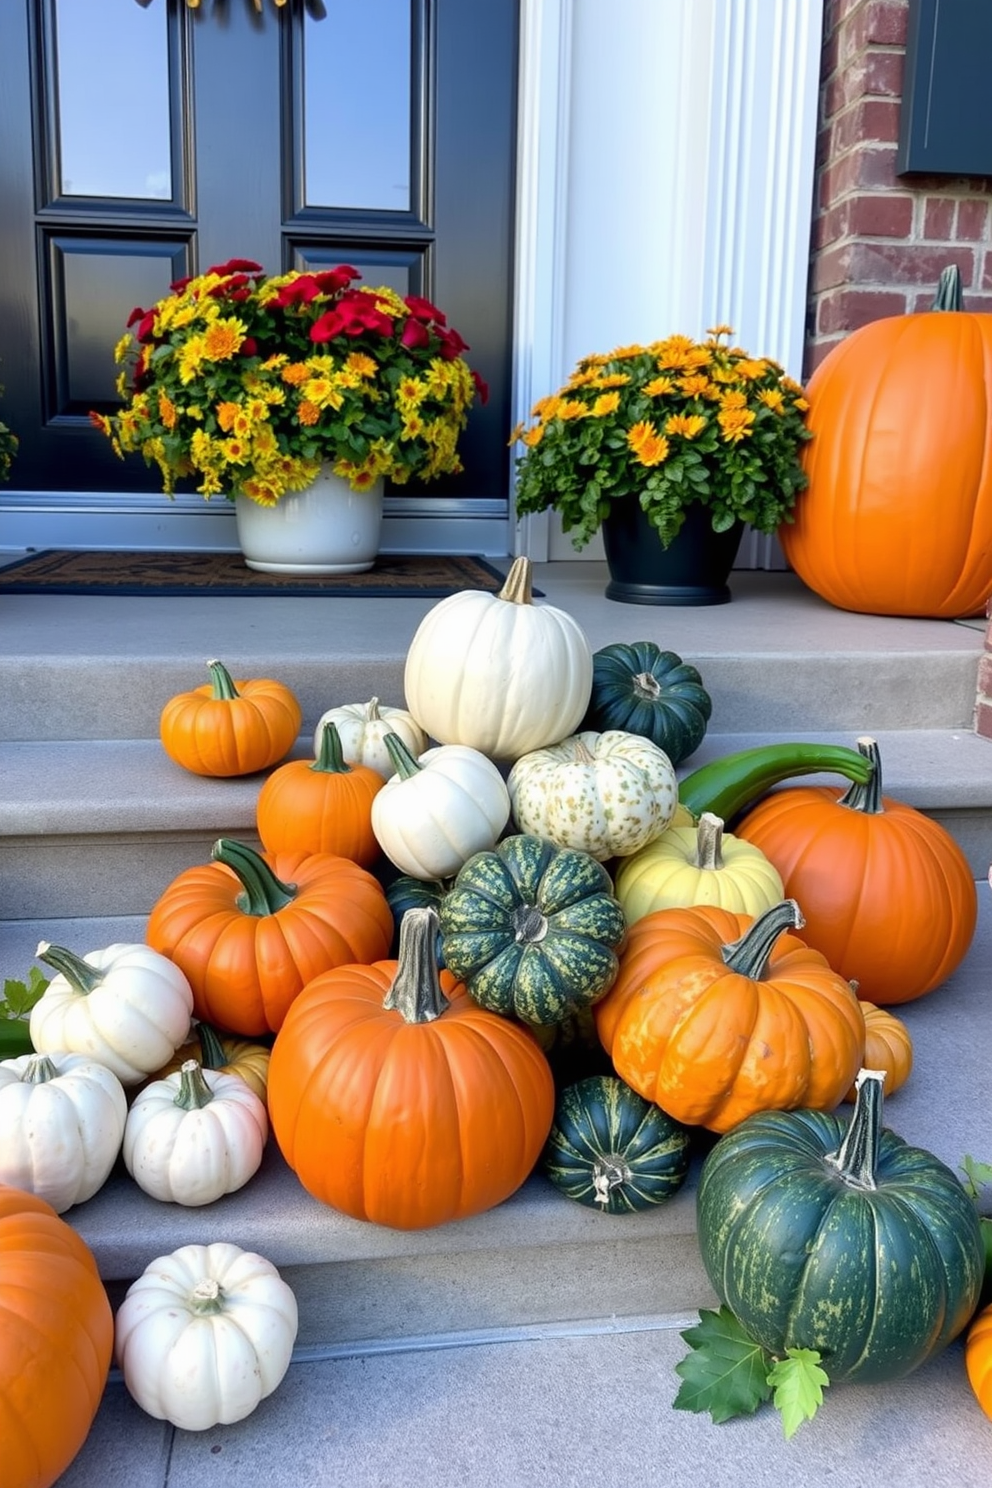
[384,874,449,962]
[581,641,711,765]
[696,1069,984,1383]
[438,834,627,1025]
[542,1074,691,1213]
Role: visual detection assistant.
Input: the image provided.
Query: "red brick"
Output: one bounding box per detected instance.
[816,287,909,334]
[865,0,909,46]
[811,242,855,293]
[847,240,975,286]
[833,99,901,154]
[863,49,904,96]
[978,656,992,693]
[848,193,914,236]
[814,200,851,250]
[956,199,991,241]
[974,700,992,740]
[982,254,992,292]
[964,293,992,314]
[923,197,956,240]
[839,8,871,66]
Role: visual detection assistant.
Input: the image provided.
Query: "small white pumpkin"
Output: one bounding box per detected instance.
[114,1241,299,1431]
[123,1059,268,1207]
[0,1051,127,1212]
[30,940,194,1086]
[403,555,594,760]
[615,812,786,923]
[508,729,678,861]
[312,695,428,779]
[370,733,511,880]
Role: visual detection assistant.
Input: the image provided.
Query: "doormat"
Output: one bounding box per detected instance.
[0,549,527,598]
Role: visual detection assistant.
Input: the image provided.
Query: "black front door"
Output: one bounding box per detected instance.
[0,0,517,539]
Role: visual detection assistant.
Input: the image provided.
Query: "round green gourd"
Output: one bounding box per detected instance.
[542,1074,691,1213]
[438,834,627,1025]
[696,1069,984,1384]
[384,873,448,962]
[581,641,712,765]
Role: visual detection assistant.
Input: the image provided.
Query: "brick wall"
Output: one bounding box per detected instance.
[807,0,992,376]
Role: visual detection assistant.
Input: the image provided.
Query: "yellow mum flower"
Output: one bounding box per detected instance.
[297,400,320,426]
[567,369,602,389]
[202,317,246,361]
[591,393,621,417]
[346,352,378,379]
[157,391,178,431]
[178,336,207,384]
[219,437,250,465]
[627,421,670,467]
[557,399,589,420]
[216,402,240,433]
[665,413,707,439]
[303,376,344,411]
[401,412,426,440]
[113,334,132,364]
[718,390,748,410]
[732,358,768,382]
[522,425,544,448]
[644,376,676,397]
[590,374,631,390]
[281,362,310,386]
[706,323,735,338]
[717,408,756,442]
[757,388,786,413]
[677,375,712,398]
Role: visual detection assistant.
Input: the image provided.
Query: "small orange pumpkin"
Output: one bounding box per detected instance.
[736,736,977,1005]
[145,837,393,1035]
[966,1304,992,1420]
[0,1184,114,1488]
[593,899,865,1133]
[256,720,383,865]
[267,907,555,1230]
[843,1002,912,1102]
[159,658,302,776]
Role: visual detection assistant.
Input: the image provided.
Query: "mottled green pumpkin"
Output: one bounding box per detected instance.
[438,834,627,1025]
[581,641,712,765]
[696,1070,984,1384]
[542,1074,691,1213]
[384,873,448,962]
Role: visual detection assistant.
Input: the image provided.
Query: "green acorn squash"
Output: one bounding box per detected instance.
[542,1074,691,1213]
[581,641,711,765]
[696,1069,984,1383]
[438,834,627,1025]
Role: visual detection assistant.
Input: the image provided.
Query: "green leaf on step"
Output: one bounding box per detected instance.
[961,1155,992,1198]
[0,968,49,1019]
[767,1348,829,1439]
[673,1306,773,1423]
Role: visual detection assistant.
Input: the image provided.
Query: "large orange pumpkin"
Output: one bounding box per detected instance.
[593,899,865,1133]
[145,837,393,1035]
[0,1184,114,1488]
[267,907,555,1229]
[256,719,383,865]
[159,658,302,777]
[735,737,977,1005]
[781,266,992,619]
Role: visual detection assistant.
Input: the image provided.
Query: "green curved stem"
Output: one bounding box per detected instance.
[837,737,884,815]
[195,1022,227,1070]
[932,265,963,312]
[825,1068,885,1190]
[383,907,450,1023]
[173,1058,215,1111]
[206,659,240,700]
[211,838,297,915]
[36,940,105,995]
[383,731,423,780]
[720,899,805,978]
[312,720,352,774]
[23,1054,59,1085]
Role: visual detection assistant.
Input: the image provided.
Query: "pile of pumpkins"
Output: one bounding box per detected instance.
[2,554,990,1482]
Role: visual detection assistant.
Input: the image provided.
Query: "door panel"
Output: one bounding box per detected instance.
[0,0,516,544]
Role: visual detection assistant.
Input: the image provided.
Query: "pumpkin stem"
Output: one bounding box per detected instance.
[312,720,352,775]
[366,697,383,720]
[513,904,549,944]
[720,899,805,978]
[188,1278,225,1316]
[35,940,105,995]
[695,813,726,871]
[195,1021,227,1070]
[824,1067,886,1190]
[932,265,963,312]
[383,907,450,1023]
[383,731,423,780]
[22,1053,59,1085]
[211,838,297,915]
[173,1058,215,1111]
[837,737,883,815]
[632,671,662,701]
[592,1156,632,1206]
[572,736,597,765]
[205,658,240,700]
[496,555,534,606]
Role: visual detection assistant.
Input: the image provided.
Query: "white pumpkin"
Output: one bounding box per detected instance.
[507,729,679,861]
[115,1241,299,1431]
[123,1059,268,1207]
[615,811,786,922]
[403,554,594,760]
[30,940,194,1086]
[370,733,511,879]
[0,1051,127,1212]
[312,695,428,778]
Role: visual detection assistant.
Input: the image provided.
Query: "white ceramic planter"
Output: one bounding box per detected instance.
[234,468,384,575]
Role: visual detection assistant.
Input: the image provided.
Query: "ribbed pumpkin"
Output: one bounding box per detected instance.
[735,736,978,1004]
[696,1069,985,1382]
[438,834,627,1025]
[267,907,555,1230]
[403,555,594,760]
[159,659,302,777]
[0,1184,114,1488]
[843,1002,912,1103]
[145,837,393,1035]
[542,1074,691,1214]
[594,899,865,1133]
[581,641,712,765]
[614,812,784,923]
[311,696,428,779]
[256,720,383,865]
[780,266,992,619]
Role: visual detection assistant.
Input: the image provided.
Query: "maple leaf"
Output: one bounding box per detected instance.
[767,1348,829,1439]
[673,1306,773,1423]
